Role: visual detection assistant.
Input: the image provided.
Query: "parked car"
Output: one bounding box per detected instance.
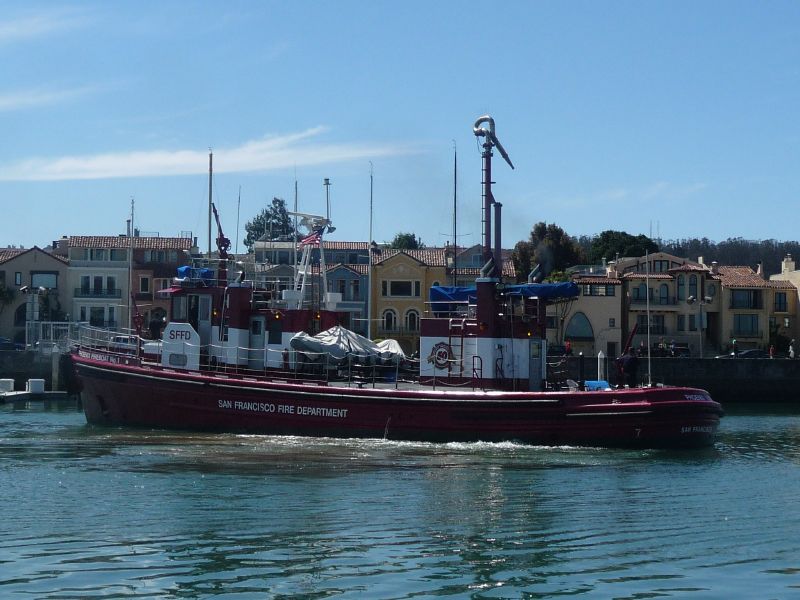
[110,335,139,354]
[714,349,770,359]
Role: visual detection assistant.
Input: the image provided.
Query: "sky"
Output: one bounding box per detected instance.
[1,1,798,255]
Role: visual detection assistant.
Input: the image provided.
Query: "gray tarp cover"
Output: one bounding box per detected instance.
[289,325,406,364]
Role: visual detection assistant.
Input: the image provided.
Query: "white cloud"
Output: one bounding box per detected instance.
[0,84,105,112]
[0,127,415,181]
[0,10,88,45]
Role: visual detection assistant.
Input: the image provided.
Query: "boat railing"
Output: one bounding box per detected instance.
[73,324,143,358]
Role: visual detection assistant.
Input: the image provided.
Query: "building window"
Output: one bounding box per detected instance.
[382,309,397,332]
[608,318,615,328]
[659,284,669,305]
[677,275,685,301]
[582,284,615,297]
[31,272,58,289]
[775,292,788,312]
[733,314,759,335]
[349,280,360,301]
[731,289,762,309]
[405,309,419,331]
[90,249,107,261]
[140,276,151,293]
[565,312,594,341]
[637,314,665,335]
[785,317,791,329]
[15,272,22,286]
[652,260,670,273]
[677,314,685,331]
[689,275,698,299]
[689,314,697,331]
[382,280,420,297]
[110,249,127,261]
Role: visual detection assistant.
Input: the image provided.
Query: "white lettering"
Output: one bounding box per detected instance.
[217,400,347,419]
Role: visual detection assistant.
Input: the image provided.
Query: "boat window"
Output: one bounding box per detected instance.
[172,296,187,320]
[168,353,188,367]
[268,317,282,344]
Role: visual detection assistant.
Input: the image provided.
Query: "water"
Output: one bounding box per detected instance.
[1,401,799,599]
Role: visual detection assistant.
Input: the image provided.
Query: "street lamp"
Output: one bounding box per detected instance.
[687,295,712,357]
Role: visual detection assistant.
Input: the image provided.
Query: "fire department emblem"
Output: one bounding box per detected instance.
[428,342,453,369]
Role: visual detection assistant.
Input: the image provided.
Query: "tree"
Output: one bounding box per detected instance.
[389,232,425,249]
[0,283,14,318]
[243,197,296,251]
[512,222,586,282]
[589,230,659,264]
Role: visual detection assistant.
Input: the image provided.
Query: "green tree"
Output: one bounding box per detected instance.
[0,283,15,318]
[389,232,425,249]
[589,230,659,264]
[512,222,585,282]
[243,197,295,251]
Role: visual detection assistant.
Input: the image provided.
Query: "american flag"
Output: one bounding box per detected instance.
[299,228,323,247]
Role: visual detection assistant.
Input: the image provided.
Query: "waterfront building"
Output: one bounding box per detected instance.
[550,251,799,358]
[58,234,193,334]
[769,254,800,347]
[717,263,796,353]
[0,246,69,345]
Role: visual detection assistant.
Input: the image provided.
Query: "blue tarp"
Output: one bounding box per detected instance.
[176,266,215,282]
[430,282,579,303]
[429,282,579,315]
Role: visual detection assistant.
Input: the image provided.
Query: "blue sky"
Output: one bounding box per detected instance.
[1,1,798,254]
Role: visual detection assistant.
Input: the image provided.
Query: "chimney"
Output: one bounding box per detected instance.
[782,254,795,274]
[711,261,718,275]
[698,256,704,265]
[756,262,764,278]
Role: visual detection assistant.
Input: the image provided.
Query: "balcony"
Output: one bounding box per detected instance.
[630,297,679,310]
[730,329,763,339]
[75,288,122,299]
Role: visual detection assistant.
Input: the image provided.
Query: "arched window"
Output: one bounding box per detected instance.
[677,275,685,301]
[689,274,698,299]
[405,309,419,331]
[659,283,669,305]
[565,312,594,341]
[382,309,397,332]
[13,303,27,327]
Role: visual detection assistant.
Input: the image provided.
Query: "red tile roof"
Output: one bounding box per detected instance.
[0,246,69,265]
[0,248,26,264]
[323,241,369,250]
[717,266,794,289]
[574,276,622,285]
[621,272,673,280]
[68,236,193,250]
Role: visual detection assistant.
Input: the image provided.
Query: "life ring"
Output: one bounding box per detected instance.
[428,342,453,369]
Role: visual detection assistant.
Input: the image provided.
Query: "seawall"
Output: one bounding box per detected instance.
[564,356,800,403]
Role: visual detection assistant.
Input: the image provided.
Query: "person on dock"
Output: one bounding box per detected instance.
[790,340,796,359]
[616,349,639,388]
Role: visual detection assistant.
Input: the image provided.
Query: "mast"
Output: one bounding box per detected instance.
[293,179,298,285]
[207,150,213,259]
[368,162,374,339]
[235,185,241,256]
[128,197,134,332]
[452,141,457,286]
[473,116,514,278]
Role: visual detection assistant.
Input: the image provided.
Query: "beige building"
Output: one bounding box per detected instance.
[0,247,69,345]
[553,252,798,358]
[53,235,193,333]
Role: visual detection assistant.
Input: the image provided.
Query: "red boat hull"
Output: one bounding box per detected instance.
[72,353,722,449]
